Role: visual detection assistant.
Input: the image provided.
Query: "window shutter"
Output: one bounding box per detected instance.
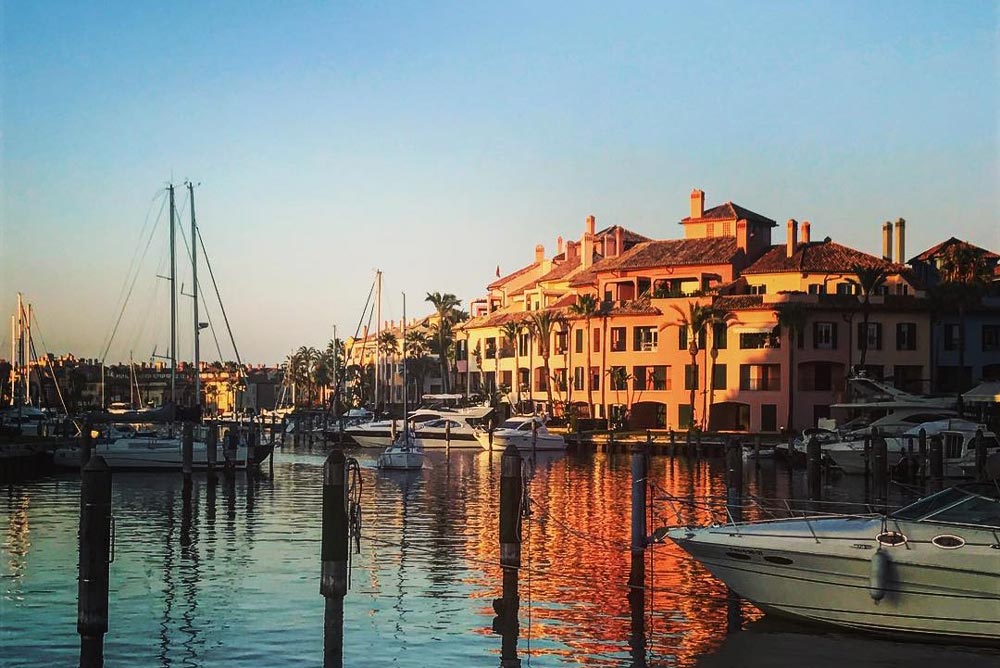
[831,323,838,349]
[812,322,820,349]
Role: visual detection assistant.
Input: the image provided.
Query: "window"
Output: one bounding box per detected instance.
[857,322,882,351]
[574,329,584,354]
[501,370,512,389]
[651,365,669,391]
[553,368,566,392]
[633,365,648,391]
[678,404,693,429]
[610,366,628,391]
[610,327,627,352]
[836,282,855,295]
[722,222,732,236]
[895,284,909,296]
[813,322,837,349]
[485,337,497,359]
[739,330,780,349]
[678,326,688,351]
[749,284,767,295]
[554,331,568,355]
[573,367,584,391]
[808,284,827,295]
[760,404,777,432]
[518,332,530,357]
[893,365,923,393]
[684,364,699,390]
[590,366,600,391]
[535,367,548,392]
[896,323,917,351]
[635,366,668,391]
[943,323,959,351]
[706,222,715,237]
[633,326,658,351]
[983,325,1000,352]
[712,322,728,349]
[739,364,781,391]
[593,327,601,353]
[712,364,727,390]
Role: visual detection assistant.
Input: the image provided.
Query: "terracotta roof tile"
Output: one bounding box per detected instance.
[681,202,777,228]
[713,295,765,311]
[910,237,1000,264]
[613,237,740,271]
[742,241,891,275]
[488,262,539,290]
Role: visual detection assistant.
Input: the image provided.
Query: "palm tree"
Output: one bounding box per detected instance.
[425,292,462,393]
[936,243,993,413]
[377,331,398,405]
[500,321,523,408]
[528,310,565,410]
[703,307,736,429]
[568,294,598,415]
[846,263,888,369]
[294,346,319,406]
[775,303,808,433]
[671,301,710,429]
[597,299,613,422]
[404,329,431,402]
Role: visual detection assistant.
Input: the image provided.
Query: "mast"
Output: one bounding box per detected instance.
[188,181,201,407]
[375,270,381,413]
[9,314,14,406]
[168,184,177,404]
[24,302,31,405]
[331,324,337,416]
[15,293,23,406]
[402,293,408,446]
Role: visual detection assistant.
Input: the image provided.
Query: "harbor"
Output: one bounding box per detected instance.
[4,442,998,667]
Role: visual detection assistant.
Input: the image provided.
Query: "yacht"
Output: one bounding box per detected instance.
[345,406,492,448]
[668,482,1000,642]
[474,416,567,452]
[408,407,494,449]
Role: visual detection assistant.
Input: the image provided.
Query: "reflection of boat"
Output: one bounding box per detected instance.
[474,416,566,451]
[825,420,999,477]
[668,482,1000,642]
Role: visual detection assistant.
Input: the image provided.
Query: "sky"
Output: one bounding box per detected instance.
[1,1,997,364]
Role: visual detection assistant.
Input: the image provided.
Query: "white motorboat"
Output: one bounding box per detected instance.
[52,424,264,470]
[474,416,566,452]
[344,409,447,448]
[409,407,493,449]
[668,482,1000,642]
[825,420,999,477]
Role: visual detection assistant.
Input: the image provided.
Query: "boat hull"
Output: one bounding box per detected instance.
[376,449,424,470]
[474,430,566,451]
[53,439,251,470]
[669,517,1000,643]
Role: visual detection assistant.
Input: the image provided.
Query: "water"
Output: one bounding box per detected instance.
[2,447,997,667]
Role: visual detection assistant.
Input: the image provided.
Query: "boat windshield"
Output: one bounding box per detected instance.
[499,419,533,431]
[891,483,1000,528]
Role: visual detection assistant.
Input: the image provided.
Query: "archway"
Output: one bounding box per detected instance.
[708,402,750,432]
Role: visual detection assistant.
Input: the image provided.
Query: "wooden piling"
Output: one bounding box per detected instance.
[321,450,348,668]
[446,420,452,452]
[975,428,987,481]
[81,420,94,470]
[753,434,761,468]
[806,436,822,501]
[695,429,703,458]
[206,421,218,472]
[78,456,112,668]
[630,442,647,591]
[929,434,944,490]
[668,429,675,457]
[182,423,194,477]
[497,443,522,668]
[724,438,743,522]
[223,429,236,474]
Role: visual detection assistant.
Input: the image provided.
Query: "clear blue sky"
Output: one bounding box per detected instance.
[2,1,996,363]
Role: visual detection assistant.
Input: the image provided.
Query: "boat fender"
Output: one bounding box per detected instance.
[869,550,890,601]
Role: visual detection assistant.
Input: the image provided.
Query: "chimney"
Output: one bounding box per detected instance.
[736,220,748,254]
[565,240,578,261]
[786,219,798,258]
[535,244,544,264]
[586,214,595,235]
[362,324,369,340]
[690,189,705,219]
[894,218,905,264]
[882,221,893,261]
[556,236,563,255]
[800,221,811,245]
[615,226,624,257]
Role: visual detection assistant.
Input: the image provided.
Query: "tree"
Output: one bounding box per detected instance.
[377,331,399,406]
[775,303,808,433]
[425,292,462,393]
[568,294,598,415]
[500,321,523,408]
[528,310,565,410]
[846,263,888,369]
[935,243,993,413]
[670,301,710,429]
[598,300,613,422]
[703,307,736,429]
[404,329,431,403]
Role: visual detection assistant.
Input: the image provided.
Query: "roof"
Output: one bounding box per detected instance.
[488,261,539,290]
[742,241,896,275]
[568,237,741,287]
[681,202,777,228]
[910,237,1000,264]
[595,224,652,246]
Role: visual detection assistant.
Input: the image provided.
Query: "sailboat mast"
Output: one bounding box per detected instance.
[9,314,14,406]
[375,270,381,413]
[402,293,408,445]
[168,183,177,404]
[24,302,31,405]
[189,182,200,406]
[15,293,23,406]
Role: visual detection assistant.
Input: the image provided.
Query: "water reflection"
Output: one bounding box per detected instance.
[0,449,991,667]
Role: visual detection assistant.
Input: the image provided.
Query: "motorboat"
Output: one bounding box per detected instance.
[668,482,1000,642]
[52,424,271,471]
[345,406,491,448]
[825,420,999,477]
[408,407,493,449]
[474,416,566,452]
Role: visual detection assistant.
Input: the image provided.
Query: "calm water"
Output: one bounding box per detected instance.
[2,446,997,667]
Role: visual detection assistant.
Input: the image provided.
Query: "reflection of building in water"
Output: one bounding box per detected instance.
[4,491,31,584]
[463,452,762,666]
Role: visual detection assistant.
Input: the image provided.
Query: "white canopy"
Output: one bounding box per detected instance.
[963,382,1000,404]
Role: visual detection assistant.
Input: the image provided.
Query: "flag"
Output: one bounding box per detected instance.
[495,265,501,278]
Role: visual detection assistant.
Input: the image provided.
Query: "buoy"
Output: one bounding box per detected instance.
[869,550,890,601]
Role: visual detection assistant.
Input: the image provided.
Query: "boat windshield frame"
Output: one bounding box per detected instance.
[890,483,1000,528]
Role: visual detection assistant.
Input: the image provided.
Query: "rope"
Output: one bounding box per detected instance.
[195,222,244,373]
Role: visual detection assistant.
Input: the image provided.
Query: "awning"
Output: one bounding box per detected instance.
[963,382,1000,404]
[737,325,777,335]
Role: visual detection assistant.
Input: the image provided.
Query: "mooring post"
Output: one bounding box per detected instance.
[668,429,675,457]
[81,420,94,470]
[78,456,112,668]
[695,429,703,459]
[917,427,927,489]
[488,423,495,452]
[753,434,762,469]
[496,443,523,668]
[206,421,218,472]
[223,428,236,475]
[975,428,987,481]
[446,419,452,452]
[929,434,944,491]
[872,429,888,507]
[806,436,822,501]
[321,450,348,668]
[182,422,194,477]
[630,441,647,591]
[724,438,743,522]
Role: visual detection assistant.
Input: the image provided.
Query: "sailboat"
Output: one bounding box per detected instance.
[377,292,424,471]
[54,183,270,470]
